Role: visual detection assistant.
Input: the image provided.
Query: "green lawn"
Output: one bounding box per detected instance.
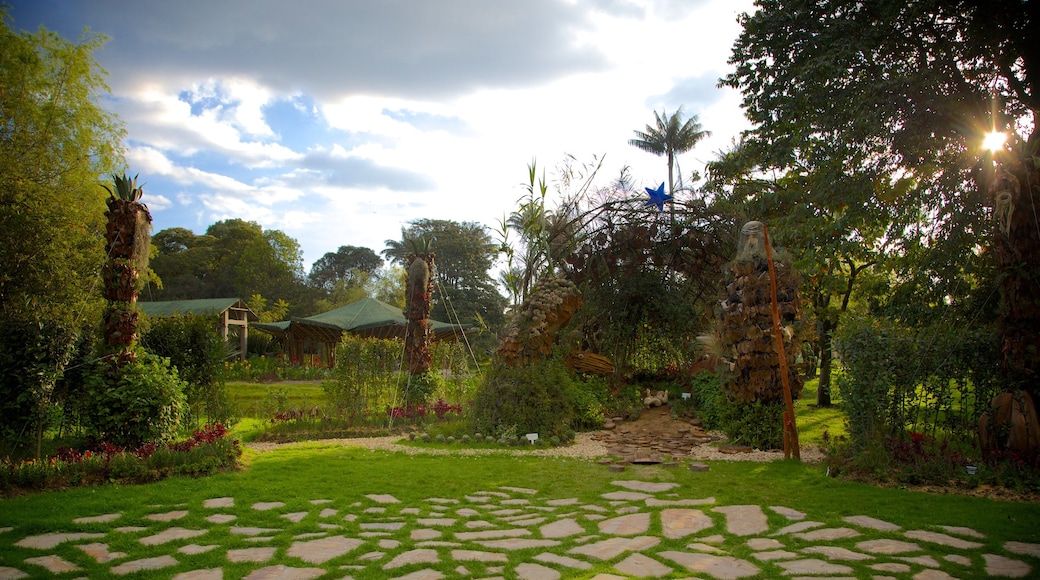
[2,445,1038,578]
[227,380,327,418]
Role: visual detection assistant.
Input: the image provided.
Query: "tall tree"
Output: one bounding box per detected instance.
[0,14,123,453]
[629,106,710,197]
[0,13,123,321]
[384,219,507,331]
[721,0,1039,398]
[308,245,383,293]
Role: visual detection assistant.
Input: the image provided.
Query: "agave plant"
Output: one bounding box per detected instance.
[102,172,145,202]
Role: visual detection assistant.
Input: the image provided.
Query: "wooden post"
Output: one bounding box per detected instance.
[762,224,800,461]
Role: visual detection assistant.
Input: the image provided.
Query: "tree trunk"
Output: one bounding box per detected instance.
[816,329,833,407]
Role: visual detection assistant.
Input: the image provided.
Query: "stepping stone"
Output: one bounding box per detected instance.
[897,555,941,567]
[74,512,122,524]
[793,527,860,541]
[293,532,326,539]
[569,536,660,560]
[500,486,538,494]
[77,542,127,562]
[541,518,584,538]
[646,497,715,507]
[945,554,972,566]
[309,499,332,504]
[455,528,530,541]
[534,553,592,570]
[614,553,672,577]
[451,549,508,562]
[872,562,912,573]
[319,508,338,518]
[801,546,872,561]
[689,462,710,472]
[611,480,679,493]
[231,528,280,536]
[769,506,805,520]
[984,554,1032,577]
[602,491,651,501]
[252,502,285,511]
[282,512,308,523]
[227,547,278,563]
[660,509,713,539]
[426,498,459,504]
[501,499,531,505]
[658,551,760,579]
[775,558,854,575]
[146,509,188,521]
[418,518,456,526]
[464,520,494,529]
[515,562,560,580]
[14,532,105,549]
[179,544,219,555]
[713,505,768,536]
[367,494,401,504]
[687,542,726,554]
[359,551,386,560]
[751,550,800,561]
[24,555,80,573]
[937,525,985,538]
[113,526,147,533]
[287,536,364,564]
[361,522,405,531]
[389,571,444,580]
[206,514,237,524]
[1005,541,1040,558]
[546,498,580,506]
[385,548,440,569]
[774,521,825,535]
[913,570,957,580]
[111,555,178,575]
[140,527,207,545]
[843,515,901,531]
[172,569,223,580]
[904,529,984,549]
[203,497,234,508]
[477,539,560,550]
[746,538,783,550]
[598,512,650,535]
[241,565,325,580]
[856,539,922,554]
[0,568,27,580]
[412,528,441,540]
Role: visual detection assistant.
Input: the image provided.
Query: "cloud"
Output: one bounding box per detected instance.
[646,73,727,112]
[13,0,609,100]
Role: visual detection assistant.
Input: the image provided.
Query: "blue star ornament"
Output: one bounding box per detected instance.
[644,182,673,211]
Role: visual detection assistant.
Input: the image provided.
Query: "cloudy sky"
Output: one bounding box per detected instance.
[9,0,755,272]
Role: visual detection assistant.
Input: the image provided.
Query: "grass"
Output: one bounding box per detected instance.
[227,380,327,418]
[2,445,1039,578]
[795,376,848,445]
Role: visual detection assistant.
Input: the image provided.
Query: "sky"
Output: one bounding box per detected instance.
[9,0,756,273]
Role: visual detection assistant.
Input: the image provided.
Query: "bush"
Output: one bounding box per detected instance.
[468,355,579,440]
[83,350,187,447]
[324,336,402,415]
[687,371,784,449]
[835,315,1001,449]
[141,313,235,426]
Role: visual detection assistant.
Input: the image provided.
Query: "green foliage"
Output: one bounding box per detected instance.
[629,106,710,196]
[686,371,784,449]
[83,351,187,447]
[400,371,441,407]
[140,313,236,427]
[323,336,403,415]
[1,13,122,325]
[468,355,581,440]
[835,315,1001,450]
[0,315,78,455]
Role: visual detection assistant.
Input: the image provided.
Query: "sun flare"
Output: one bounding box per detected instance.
[982,131,1008,152]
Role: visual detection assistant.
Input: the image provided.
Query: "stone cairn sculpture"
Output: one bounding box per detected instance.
[715,221,803,403]
[496,276,582,367]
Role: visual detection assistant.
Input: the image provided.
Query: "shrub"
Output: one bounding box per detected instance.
[141,313,236,427]
[83,350,187,447]
[468,355,579,441]
[324,336,402,415]
[401,371,441,407]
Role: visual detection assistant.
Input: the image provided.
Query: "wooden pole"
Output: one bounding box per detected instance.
[762,224,800,461]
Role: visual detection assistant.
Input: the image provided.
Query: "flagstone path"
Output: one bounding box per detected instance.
[2,479,1037,579]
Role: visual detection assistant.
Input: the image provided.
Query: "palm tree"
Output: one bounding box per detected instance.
[628,106,710,198]
[101,173,151,367]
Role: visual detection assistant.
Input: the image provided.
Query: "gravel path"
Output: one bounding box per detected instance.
[246,432,825,462]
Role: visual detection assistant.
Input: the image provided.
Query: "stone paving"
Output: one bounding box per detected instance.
[2,479,1038,579]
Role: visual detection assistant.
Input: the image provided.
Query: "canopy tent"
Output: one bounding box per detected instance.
[138,298,258,361]
[253,297,470,365]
